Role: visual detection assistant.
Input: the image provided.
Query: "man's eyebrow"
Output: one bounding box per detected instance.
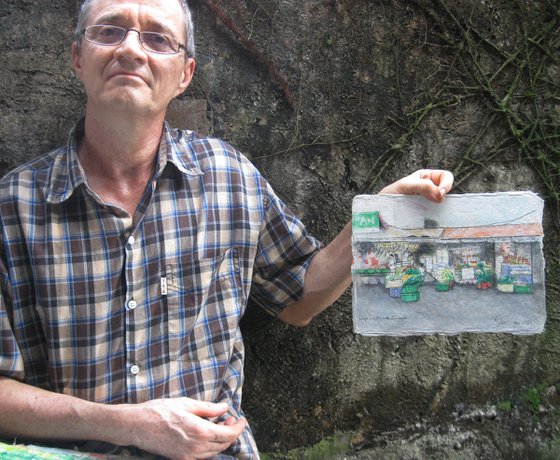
[92,13,178,37]
[92,12,124,25]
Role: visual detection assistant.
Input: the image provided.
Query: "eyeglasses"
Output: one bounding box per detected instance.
[82,25,185,55]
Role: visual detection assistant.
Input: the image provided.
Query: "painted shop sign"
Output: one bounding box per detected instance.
[351,192,545,336]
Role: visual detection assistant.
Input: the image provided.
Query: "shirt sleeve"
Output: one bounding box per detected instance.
[250,184,323,316]
[0,256,25,380]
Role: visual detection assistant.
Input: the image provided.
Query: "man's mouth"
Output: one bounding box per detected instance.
[109,72,147,84]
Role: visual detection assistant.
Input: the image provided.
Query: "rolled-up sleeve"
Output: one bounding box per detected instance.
[250,184,323,316]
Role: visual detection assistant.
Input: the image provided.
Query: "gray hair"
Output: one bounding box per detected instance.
[73,0,196,58]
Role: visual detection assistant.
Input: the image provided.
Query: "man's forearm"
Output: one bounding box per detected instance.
[276,169,455,327]
[0,376,121,444]
[0,376,246,459]
[277,221,353,327]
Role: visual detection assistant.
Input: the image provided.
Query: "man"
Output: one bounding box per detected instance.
[0,0,454,458]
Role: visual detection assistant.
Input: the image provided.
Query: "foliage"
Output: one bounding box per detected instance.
[496,399,513,412]
[538,436,560,460]
[474,262,493,284]
[368,0,560,226]
[402,267,425,286]
[521,383,548,413]
[261,434,350,460]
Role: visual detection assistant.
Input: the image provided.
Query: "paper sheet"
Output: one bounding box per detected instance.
[351,192,545,336]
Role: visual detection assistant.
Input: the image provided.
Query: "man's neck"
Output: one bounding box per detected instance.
[80,108,165,174]
[77,109,166,217]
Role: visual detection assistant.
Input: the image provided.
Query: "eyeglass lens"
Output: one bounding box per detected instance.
[84,25,179,54]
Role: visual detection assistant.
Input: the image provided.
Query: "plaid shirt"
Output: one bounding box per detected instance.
[0,120,321,459]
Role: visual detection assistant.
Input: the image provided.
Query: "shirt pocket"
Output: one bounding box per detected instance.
[165,247,243,363]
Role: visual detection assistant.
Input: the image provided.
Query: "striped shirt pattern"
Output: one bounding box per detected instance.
[0,120,321,458]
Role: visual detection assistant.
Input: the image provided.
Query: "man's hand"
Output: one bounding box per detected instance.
[114,398,246,460]
[379,169,454,203]
[0,377,245,460]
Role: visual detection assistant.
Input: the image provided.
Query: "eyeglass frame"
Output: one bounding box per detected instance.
[81,25,186,55]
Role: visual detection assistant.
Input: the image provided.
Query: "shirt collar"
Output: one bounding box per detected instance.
[157,121,203,178]
[46,119,203,204]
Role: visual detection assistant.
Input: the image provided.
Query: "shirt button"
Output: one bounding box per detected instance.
[128,299,137,310]
[130,365,140,375]
[127,236,135,246]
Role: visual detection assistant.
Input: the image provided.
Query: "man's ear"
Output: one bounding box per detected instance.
[174,57,196,98]
[71,42,84,81]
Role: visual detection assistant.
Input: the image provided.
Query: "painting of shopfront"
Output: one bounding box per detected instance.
[352,223,542,303]
[351,192,545,336]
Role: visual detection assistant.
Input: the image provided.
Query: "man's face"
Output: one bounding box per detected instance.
[72,0,195,117]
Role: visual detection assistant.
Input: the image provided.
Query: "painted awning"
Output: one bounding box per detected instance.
[440,223,543,239]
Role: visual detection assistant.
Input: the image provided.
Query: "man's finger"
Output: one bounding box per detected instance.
[197,441,236,458]
[414,170,454,202]
[423,169,454,195]
[211,417,246,440]
[190,415,246,443]
[180,398,230,418]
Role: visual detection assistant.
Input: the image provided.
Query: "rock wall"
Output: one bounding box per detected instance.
[1,0,559,454]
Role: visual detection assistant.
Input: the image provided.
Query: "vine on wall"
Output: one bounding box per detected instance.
[193,0,559,226]
[195,0,295,108]
[368,0,560,226]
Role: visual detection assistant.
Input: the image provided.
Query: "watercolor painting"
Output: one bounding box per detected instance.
[352,192,545,336]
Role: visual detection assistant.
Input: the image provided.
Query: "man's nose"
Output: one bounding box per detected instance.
[117,29,146,56]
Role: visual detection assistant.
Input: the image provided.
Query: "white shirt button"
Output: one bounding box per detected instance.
[130,365,140,375]
[127,299,137,310]
[127,236,135,246]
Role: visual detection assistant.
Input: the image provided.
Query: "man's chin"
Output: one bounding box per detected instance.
[98,91,153,114]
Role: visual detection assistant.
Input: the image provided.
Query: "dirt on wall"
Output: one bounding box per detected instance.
[1,0,559,456]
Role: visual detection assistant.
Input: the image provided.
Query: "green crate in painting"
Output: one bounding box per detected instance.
[401,283,419,302]
[435,282,450,292]
[514,284,533,294]
[401,284,418,294]
[353,268,390,276]
[401,292,420,302]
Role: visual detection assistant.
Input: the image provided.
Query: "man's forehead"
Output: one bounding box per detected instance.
[87,0,184,31]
